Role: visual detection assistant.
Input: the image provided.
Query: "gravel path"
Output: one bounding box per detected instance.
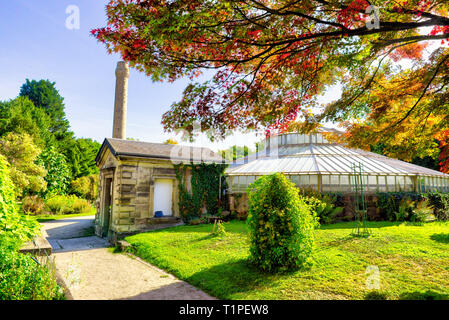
[41,216,215,300]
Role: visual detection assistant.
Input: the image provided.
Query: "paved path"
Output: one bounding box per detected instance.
[42,215,95,240]
[41,216,215,300]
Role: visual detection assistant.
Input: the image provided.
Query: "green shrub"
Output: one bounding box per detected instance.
[247,173,318,272]
[70,174,99,201]
[299,189,343,224]
[0,156,62,300]
[0,241,64,300]
[0,155,40,244]
[377,192,437,222]
[377,192,424,221]
[425,192,449,221]
[411,200,434,222]
[37,147,71,197]
[44,195,91,215]
[22,195,45,215]
[395,199,414,221]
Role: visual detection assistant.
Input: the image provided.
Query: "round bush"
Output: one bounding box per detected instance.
[247,173,318,272]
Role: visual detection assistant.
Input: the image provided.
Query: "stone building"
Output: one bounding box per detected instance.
[95,138,222,241]
[95,61,223,241]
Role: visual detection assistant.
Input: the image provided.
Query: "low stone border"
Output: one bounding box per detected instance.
[19,236,52,256]
[55,269,74,300]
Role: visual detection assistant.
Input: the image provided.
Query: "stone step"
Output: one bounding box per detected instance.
[150,216,181,225]
[20,236,52,256]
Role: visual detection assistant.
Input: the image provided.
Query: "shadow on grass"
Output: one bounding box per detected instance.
[430,233,449,244]
[320,221,433,231]
[184,259,288,299]
[364,291,389,300]
[399,290,449,300]
[139,221,248,236]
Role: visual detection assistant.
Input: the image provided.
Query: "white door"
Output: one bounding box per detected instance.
[154,179,173,216]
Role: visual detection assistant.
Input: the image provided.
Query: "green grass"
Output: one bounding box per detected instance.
[32,207,96,222]
[126,220,449,300]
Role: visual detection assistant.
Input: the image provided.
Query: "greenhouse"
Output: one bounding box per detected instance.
[226,130,449,194]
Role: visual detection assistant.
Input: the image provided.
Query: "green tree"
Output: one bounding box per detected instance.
[0,97,54,148]
[19,79,70,138]
[218,145,254,161]
[16,80,101,179]
[37,147,71,197]
[0,132,47,197]
[65,138,101,179]
[247,173,318,272]
[71,174,99,201]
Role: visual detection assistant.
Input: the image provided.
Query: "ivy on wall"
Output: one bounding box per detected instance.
[174,162,227,222]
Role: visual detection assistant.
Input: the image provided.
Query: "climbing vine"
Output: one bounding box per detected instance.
[174,162,227,222]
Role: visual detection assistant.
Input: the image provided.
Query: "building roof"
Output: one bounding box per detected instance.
[96,138,224,165]
[227,133,449,178]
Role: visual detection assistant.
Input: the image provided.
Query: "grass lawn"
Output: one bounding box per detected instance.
[126,220,449,300]
[31,207,96,222]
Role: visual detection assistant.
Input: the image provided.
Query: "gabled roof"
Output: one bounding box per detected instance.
[96,138,224,165]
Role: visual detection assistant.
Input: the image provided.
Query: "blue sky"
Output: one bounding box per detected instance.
[0,0,342,151]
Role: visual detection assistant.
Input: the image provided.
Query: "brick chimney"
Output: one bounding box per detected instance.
[112,61,129,139]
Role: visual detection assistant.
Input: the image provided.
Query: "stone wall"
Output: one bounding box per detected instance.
[228,192,384,222]
[96,150,182,240]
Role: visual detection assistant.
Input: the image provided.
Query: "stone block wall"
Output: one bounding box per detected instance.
[228,192,384,222]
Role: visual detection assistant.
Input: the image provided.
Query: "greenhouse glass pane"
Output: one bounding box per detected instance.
[340,175,351,192]
[292,134,298,144]
[387,176,396,192]
[298,175,309,186]
[367,175,377,192]
[322,175,331,192]
[331,175,339,185]
[309,175,318,190]
[231,177,238,192]
[305,135,310,144]
[291,175,300,187]
[247,176,255,186]
[238,176,246,191]
[425,176,430,192]
[298,134,305,144]
[405,176,414,192]
[286,134,291,144]
[378,176,387,192]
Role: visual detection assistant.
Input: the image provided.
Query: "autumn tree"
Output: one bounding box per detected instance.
[92,0,449,170]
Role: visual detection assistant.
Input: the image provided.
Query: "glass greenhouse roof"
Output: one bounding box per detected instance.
[226,131,449,193]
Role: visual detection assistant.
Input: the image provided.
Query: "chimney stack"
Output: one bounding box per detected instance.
[112,61,130,139]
